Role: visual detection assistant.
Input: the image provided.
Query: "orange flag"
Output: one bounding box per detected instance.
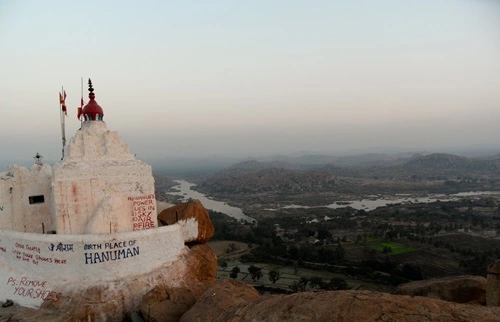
[77,98,84,119]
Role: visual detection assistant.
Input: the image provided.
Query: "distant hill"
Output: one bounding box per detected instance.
[229,160,298,171]
[197,152,500,195]
[198,163,342,193]
[404,153,470,168]
[287,154,339,166]
[333,152,418,167]
[400,153,498,173]
[480,153,500,161]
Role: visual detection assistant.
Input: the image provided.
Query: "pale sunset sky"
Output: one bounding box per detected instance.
[0,0,499,163]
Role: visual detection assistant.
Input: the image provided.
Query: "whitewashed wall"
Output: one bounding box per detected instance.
[0,165,52,233]
[0,172,13,229]
[52,121,158,234]
[0,225,185,308]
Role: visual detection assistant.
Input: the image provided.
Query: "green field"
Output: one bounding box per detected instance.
[368,241,415,255]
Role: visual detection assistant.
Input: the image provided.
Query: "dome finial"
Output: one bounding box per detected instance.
[88,79,95,99]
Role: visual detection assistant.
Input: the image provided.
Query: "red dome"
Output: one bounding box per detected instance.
[82,93,104,121]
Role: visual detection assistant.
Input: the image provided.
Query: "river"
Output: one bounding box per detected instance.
[167,180,257,223]
[273,191,500,212]
[168,180,500,220]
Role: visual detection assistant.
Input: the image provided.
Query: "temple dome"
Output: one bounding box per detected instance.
[82,79,104,121]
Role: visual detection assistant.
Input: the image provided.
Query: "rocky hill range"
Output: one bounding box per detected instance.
[197,153,500,195]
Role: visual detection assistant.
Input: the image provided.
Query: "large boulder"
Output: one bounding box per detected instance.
[140,244,218,322]
[158,201,214,243]
[180,280,259,322]
[181,281,500,322]
[393,275,486,305]
[141,286,198,322]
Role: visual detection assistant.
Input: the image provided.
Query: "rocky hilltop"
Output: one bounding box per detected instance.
[182,280,500,322]
[392,275,487,305]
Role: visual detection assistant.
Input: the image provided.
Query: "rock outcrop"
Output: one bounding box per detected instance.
[393,275,486,305]
[181,280,260,322]
[141,286,200,322]
[181,280,500,322]
[158,201,214,243]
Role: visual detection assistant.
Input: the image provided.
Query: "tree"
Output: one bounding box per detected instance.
[268,270,281,284]
[230,266,240,279]
[308,276,324,289]
[289,281,300,293]
[399,263,423,280]
[248,265,263,282]
[219,260,228,270]
[289,277,308,293]
[226,243,239,253]
[325,278,349,290]
[317,228,332,240]
[298,276,309,290]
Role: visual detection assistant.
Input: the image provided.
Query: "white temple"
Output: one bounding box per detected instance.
[0,80,197,309]
[0,80,157,235]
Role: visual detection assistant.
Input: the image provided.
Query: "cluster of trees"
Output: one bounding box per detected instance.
[211,196,500,288]
[225,265,267,282]
[460,252,493,276]
[242,243,345,265]
[343,260,423,285]
[289,276,349,293]
[224,264,349,293]
[211,197,500,251]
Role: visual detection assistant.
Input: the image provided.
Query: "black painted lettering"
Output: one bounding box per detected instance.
[84,253,93,264]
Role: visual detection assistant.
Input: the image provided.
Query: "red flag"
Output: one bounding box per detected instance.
[59,91,67,116]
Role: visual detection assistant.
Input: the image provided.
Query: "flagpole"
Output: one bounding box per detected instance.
[81,77,83,128]
[60,86,66,160]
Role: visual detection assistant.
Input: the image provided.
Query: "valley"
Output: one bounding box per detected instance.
[154,152,500,293]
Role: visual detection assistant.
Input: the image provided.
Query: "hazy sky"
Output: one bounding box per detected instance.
[1,0,499,162]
